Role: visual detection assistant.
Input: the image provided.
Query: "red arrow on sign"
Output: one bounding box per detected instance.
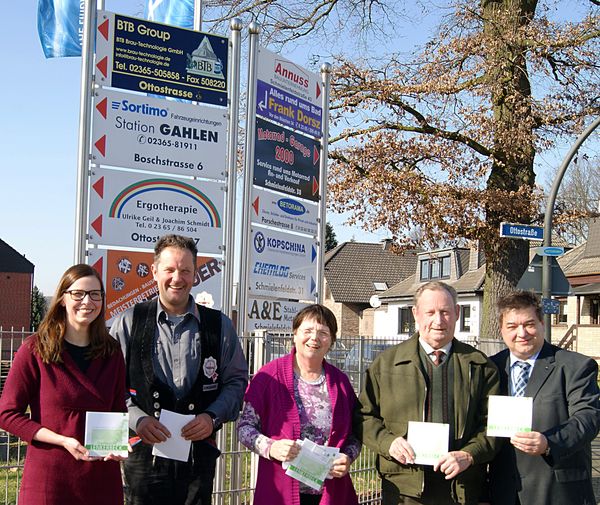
[312,177,319,195]
[96,56,108,78]
[95,135,106,157]
[91,215,103,236]
[252,196,259,216]
[96,97,107,119]
[316,82,321,100]
[92,177,104,198]
[313,145,320,165]
[91,255,104,277]
[98,19,109,41]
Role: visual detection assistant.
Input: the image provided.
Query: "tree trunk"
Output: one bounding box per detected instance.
[480,237,530,340]
[480,0,538,342]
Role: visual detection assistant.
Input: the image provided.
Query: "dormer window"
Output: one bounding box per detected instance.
[420,255,451,281]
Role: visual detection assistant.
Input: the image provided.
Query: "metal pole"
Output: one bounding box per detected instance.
[74,0,98,263]
[222,18,243,318]
[194,0,202,31]
[542,116,600,341]
[237,23,261,338]
[317,63,331,304]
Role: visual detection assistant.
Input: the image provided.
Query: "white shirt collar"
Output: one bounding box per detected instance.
[509,350,541,369]
[418,337,453,357]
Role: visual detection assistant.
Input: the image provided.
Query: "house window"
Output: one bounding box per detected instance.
[373,282,388,291]
[592,299,599,325]
[398,307,415,334]
[420,255,451,281]
[442,256,451,277]
[555,300,568,324]
[420,259,430,281]
[460,305,471,332]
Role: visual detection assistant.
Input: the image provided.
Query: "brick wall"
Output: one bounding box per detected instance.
[574,326,600,359]
[0,272,32,330]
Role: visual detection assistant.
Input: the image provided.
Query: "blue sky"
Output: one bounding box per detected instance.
[1,1,595,295]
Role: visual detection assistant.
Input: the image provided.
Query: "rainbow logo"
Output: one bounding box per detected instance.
[108,179,221,227]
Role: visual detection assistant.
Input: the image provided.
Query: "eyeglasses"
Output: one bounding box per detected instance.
[64,290,104,301]
[301,328,332,340]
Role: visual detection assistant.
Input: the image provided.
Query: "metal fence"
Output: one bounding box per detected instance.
[0,329,506,505]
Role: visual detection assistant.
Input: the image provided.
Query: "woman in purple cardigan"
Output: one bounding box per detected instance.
[238,304,360,505]
[0,264,127,505]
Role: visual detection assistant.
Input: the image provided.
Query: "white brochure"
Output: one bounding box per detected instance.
[152,409,195,462]
[407,421,449,466]
[284,439,339,491]
[487,395,533,437]
[84,411,129,458]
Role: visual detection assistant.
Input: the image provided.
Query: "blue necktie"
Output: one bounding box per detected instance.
[513,361,531,397]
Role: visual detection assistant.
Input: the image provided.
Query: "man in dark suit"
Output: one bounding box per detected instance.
[489,290,600,505]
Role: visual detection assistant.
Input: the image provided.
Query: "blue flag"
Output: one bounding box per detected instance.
[145,0,194,28]
[37,0,84,58]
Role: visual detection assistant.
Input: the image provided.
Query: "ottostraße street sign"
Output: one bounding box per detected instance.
[500,222,544,241]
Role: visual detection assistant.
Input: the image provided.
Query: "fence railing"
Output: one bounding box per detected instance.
[0,329,506,504]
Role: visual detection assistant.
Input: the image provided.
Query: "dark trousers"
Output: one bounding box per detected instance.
[383,469,461,505]
[124,444,216,505]
[300,493,322,505]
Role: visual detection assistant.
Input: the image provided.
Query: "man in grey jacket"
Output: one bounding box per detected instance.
[110,234,248,505]
[489,290,600,505]
[355,281,500,504]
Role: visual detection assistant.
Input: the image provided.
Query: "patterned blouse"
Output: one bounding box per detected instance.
[238,371,361,495]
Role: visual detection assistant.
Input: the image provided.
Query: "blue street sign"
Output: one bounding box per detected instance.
[499,222,544,241]
[542,298,560,315]
[533,246,565,257]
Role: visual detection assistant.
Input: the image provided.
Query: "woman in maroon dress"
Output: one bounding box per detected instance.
[0,264,126,505]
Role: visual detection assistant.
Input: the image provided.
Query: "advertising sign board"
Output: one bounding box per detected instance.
[256,79,322,139]
[249,228,317,300]
[95,11,228,106]
[253,117,320,202]
[89,248,222,325]
[257,46,322,110]
[88,167,224,253]
[251,186,318,236]
[92,89,227,178]
[247,297,309,332]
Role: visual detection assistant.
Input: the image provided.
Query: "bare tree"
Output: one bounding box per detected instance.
[545,155,600,245]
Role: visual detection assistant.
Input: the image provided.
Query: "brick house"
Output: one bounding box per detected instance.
[323,241,418,336]
[0,239,34,330]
